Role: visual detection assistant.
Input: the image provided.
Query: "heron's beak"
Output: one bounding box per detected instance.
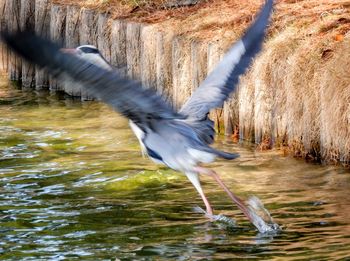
[60,48,78,55]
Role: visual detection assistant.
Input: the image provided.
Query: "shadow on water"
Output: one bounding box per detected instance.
[1,77,350,260]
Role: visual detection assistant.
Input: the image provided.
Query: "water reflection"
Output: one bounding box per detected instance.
[1,77,350,259]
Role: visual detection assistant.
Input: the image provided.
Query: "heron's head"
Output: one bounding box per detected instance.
[61,45,112,70]
[76,45,99,55]
[77,45,112,70]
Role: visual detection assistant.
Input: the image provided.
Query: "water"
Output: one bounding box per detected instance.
[1,76,350,260]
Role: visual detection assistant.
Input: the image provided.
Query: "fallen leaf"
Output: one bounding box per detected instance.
[335,34,344,41]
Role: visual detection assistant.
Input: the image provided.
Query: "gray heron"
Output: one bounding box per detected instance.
[1,0,274,230]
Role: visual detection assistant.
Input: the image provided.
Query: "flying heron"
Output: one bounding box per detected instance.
[1,0,274,231]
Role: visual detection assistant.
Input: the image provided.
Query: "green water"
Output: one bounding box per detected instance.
[1,77,350,260]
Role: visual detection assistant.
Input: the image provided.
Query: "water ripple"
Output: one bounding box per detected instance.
[0,80,350,260]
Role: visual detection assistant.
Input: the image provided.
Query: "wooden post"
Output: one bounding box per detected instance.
[79,8,97,99]
[190,40,207,93]
[20,0,35,88]
[156,31,173,104]
[172,36,191,110]
[110,19,127,75]
[140,25,157,90]
[65,6,80,48]
[97,13,111,63]
[238,73,255,142]
[35,0,51,89]
[64,5,81,97]
[0,0,8,72]
[223,95,239,136]
[126,22,141,80]
[49,4,66,91]
[7,0,21,81]
[207,42,223,133]
[79,8,97,46]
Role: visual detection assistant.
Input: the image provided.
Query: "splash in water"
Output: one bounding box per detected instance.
[194,195,280,234]
[246,196,280,233]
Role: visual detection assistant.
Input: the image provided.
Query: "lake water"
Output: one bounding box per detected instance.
[1,76,350,260]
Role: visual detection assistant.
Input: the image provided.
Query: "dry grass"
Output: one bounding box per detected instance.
[318,37,350,167]
[52,0,350,42]
[238,5,350,165]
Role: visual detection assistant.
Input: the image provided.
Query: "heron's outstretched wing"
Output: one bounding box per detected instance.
[1,31,182,126]
[180,0,274,119]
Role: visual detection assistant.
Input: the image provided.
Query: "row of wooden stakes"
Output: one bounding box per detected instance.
[0,0,238,135]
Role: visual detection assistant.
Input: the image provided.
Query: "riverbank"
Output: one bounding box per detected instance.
[0,0,349,166]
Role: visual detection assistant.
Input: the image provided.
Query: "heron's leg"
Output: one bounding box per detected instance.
[198,189,214,217]
[185,172,213,216]
[193,167,253,224]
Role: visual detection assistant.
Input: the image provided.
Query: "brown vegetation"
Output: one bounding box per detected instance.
[238,1,350,166]
[51,1,350,42]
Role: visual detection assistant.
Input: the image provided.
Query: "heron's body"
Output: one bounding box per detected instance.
[132,119,220,171]
[1,0,274,231]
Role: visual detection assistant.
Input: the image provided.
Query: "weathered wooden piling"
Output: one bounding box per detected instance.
[50,4,66,49]
[80,8,98,46]
[172,36,192,110]
[79,8,97,99]
[6,0,21,81]
[0,0,8,72]
[206,42,223,132]
[190,40,207,93]
[110,20,126,72]
[35,0,50,89]
[155,32,173,104]
[20,0,35,87]
[49,4,66,91]
[64,5,81,97]
[65,6,80,49]
[223,95,239,136]
[222,41,239,136]
[97,13,111,63]
[239,72,255,142]
[126,22,141,80]
[140,25,157,90]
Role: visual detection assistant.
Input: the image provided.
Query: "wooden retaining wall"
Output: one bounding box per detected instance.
[0,0,241,137]
[1,0,236,133]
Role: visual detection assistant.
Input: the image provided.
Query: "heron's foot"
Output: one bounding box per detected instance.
[193,166,279,232]
[193,206,236,226]
[193,206,215,221]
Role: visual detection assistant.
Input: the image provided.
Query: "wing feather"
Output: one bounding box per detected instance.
[1,31,182,126]
[180,0,274,119]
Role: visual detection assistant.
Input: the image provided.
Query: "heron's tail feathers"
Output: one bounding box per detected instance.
[200,146,240,160]
[182,118,215,145]
[214,149,240,160]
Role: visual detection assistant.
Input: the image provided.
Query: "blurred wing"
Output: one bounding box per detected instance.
[1,31,182,126]
[180,0,274,119]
